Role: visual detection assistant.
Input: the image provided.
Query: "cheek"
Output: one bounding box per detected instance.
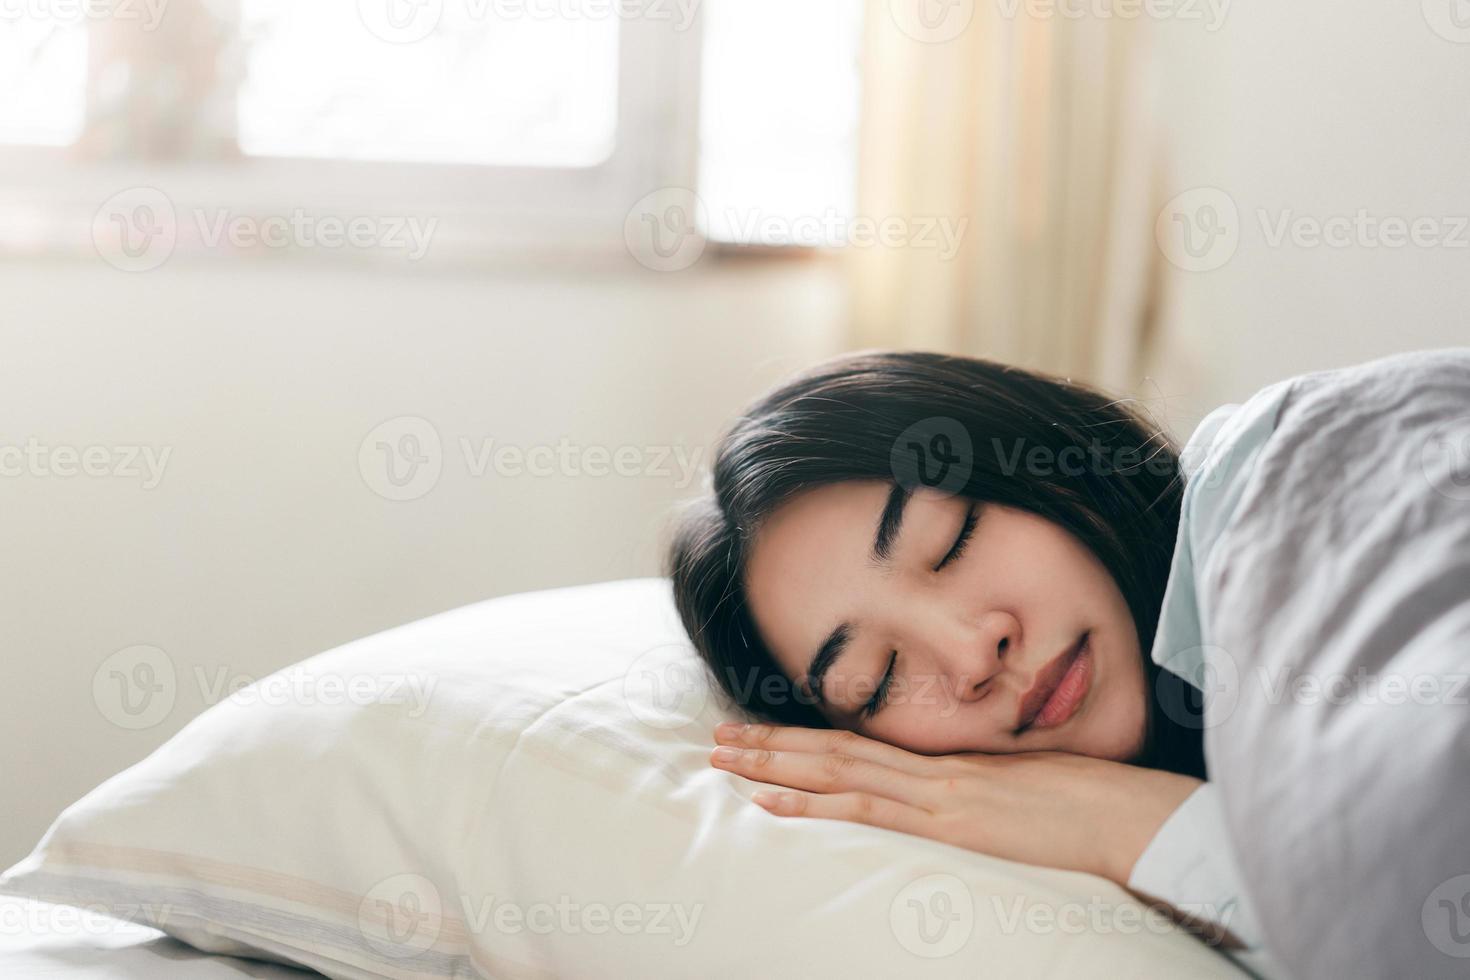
[859,691,1009,756]
[853,697,944,754]
[1088,641,1150,759]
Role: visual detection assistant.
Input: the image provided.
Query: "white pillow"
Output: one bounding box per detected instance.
[1,579,1244,978]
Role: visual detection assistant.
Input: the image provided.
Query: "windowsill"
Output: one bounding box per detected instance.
[705,242,838,265]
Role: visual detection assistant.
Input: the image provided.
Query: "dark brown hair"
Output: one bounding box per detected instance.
[666,350,1205,778]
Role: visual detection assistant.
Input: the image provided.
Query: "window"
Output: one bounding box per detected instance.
[697,0,864,247]
[236,2,620,167]
[0,15,88,146]
[1,1,864,260]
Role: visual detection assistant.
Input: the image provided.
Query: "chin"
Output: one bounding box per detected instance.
[1069,704,1148,762]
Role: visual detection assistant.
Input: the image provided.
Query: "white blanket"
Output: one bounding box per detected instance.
[1189,349,1470,979]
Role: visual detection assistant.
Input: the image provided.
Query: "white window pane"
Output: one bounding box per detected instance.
[237,1,619,167]
[0,17,87,146]
[697,0,863,246]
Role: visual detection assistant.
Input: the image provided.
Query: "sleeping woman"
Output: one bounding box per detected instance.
[666,348,1470,980]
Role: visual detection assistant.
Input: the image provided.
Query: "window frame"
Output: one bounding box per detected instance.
[0,13,705,266]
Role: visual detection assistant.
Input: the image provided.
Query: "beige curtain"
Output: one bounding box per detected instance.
[848,3,1163,390]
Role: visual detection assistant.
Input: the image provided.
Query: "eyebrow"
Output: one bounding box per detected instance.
[804,483,910,707]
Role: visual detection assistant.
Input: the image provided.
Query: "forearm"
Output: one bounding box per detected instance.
[1096,764,1203,885]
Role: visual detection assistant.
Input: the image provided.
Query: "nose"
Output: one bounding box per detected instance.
[925,609,1019,701]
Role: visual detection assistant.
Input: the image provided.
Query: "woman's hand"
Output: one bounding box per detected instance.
[709,722,1201,885]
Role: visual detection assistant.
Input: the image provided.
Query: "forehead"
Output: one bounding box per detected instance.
[743,480,889,678]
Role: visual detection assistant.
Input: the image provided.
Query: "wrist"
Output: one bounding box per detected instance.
[1101,768,1203,884]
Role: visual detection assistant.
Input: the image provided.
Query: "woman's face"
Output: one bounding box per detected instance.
[743,480,1149,759]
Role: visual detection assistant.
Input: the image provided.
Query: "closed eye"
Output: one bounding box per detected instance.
[861,651,897,719]
[934,503,978,571]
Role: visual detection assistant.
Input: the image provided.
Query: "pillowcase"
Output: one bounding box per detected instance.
[1,578,1245,978]
[0,894,308,978]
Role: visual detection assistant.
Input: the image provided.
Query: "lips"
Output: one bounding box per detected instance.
[1014,632,1091,733]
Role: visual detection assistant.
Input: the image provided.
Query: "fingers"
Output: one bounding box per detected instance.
[709,743,935,806]
[750,789,932,837]
[713,721,932,776]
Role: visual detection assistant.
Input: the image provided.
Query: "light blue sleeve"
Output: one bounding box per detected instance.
[1127,782,1263,944]
[1127,783,1294,978]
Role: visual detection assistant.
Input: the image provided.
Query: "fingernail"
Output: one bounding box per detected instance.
[711,746,742,764]
[714,722,746,740]
[752,791,785,811]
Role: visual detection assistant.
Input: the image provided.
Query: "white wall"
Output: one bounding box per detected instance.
[0,257,847,866]
[1144,2,1470,432]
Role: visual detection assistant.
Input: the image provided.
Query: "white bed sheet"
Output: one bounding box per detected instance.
[0,894,314,979]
